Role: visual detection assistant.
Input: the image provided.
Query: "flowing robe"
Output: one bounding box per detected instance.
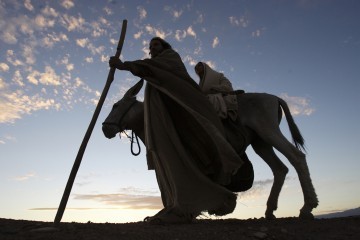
[123,49,243,217]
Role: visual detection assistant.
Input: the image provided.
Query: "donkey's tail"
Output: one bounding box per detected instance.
[278,97,306,153]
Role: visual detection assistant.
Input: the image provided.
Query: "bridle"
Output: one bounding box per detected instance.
[103,97,141,156]
[120,131,141,156]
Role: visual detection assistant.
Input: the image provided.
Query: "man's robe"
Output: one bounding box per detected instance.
[123,49,244,217]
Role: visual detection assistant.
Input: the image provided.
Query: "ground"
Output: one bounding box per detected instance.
[1,216,359,240]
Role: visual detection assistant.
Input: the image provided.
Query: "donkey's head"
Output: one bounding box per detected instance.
[102,79,144,139]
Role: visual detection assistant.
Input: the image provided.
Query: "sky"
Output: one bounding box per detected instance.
[0,0,359,224]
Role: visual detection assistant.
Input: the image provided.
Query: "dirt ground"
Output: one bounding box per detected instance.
[0,216,359,240]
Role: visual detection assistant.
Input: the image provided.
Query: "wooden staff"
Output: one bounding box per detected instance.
[54,19,127,226]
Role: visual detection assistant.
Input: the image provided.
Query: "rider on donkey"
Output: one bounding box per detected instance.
[194,62,253,193]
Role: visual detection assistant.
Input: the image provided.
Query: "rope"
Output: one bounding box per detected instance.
[120,131,141,156]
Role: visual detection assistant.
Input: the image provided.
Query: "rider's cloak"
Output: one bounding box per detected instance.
[123,49,243,217]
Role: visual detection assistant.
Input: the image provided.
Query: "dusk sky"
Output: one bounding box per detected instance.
[1,0,359,223]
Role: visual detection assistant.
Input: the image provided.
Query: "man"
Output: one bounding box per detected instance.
[109,37,243,224]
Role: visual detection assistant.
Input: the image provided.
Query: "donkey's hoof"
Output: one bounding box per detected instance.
[299,210,314,220]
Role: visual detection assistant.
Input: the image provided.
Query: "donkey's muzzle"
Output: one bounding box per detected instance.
[102,123,119,139]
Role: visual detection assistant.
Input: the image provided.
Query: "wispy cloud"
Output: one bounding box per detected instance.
[29,207,120,211]
[76,38,89,47]
[103,7,113,16]
[0,62,10,72]
[12,172,36,181]
[61,0,75,10]
[186,26,196,38]
[74,187,162,210]
[137,6,147,20]
[280,93,315,116]
[144,25,169,39]
[164,5,184,20]
[24,0,34,11]
[59,14,86,32]
[0,134,16,144]
[42,32,69,48]
[229,16,249,28]
[212,37,219,48]
[175,30,187,41]
[0,90,60,123]
[0,77,6,89]
[252,29,261,38]
[238,177,295,200]
[134,31,143,40]
[238,178,273,200]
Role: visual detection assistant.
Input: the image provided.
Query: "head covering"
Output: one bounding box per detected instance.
[197,62,225,93]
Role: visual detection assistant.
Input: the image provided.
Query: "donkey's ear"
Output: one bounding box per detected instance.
[124,79,144,98]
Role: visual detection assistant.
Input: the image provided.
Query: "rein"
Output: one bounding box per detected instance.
[121,131,141,156]
[111,98,141,156]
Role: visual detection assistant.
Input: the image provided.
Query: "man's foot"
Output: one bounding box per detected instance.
[144,207,194,224]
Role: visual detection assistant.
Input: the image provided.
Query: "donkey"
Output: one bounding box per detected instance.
[102,80,318,220]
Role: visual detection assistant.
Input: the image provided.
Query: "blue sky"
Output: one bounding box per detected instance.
[0,0,359,223]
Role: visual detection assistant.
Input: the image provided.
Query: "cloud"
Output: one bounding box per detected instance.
[61,0,75,9]
[252,28,265,38]
[0,90,60,123]
[22,45,36,65]
[103,7,113,15]
[238,177,295,201]
[24,0,34,11]
[137,6,147,20]
[175,30,187,41]
[85,57,94,63]
[186,26,196,38]
[29,207,121,211]
[6,50,23,66]
[238,179,273,200]
[212,37,219,48]
[74,187,162,210]
[12,172,36,181]
[183,55,197,66]
[59,14,86,32]
[0,63,10,72]
[42,5,59,18]
[27,66,61,86]
[0,77,6,89]
[280,93,315,116]
[76,38,89,47]
[144,25,169,39]
[164,6,183,20]
[173,10,183,19]
[134,31,143,39]
[34,14,55,28]
[12,70,24,87]
[229,16,249,28]
[204,60,216,69]
[1,25,18,44]
[0,1,129,125]
[90,19,107,37]
[58,55,74,71]
[42,32,69,48]
[88,43,105,56]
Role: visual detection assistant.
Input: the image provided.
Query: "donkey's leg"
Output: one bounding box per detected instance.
[262,130,318,219]
[252,138,289,220]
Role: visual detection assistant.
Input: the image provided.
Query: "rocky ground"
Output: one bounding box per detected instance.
[0,216,359,240]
